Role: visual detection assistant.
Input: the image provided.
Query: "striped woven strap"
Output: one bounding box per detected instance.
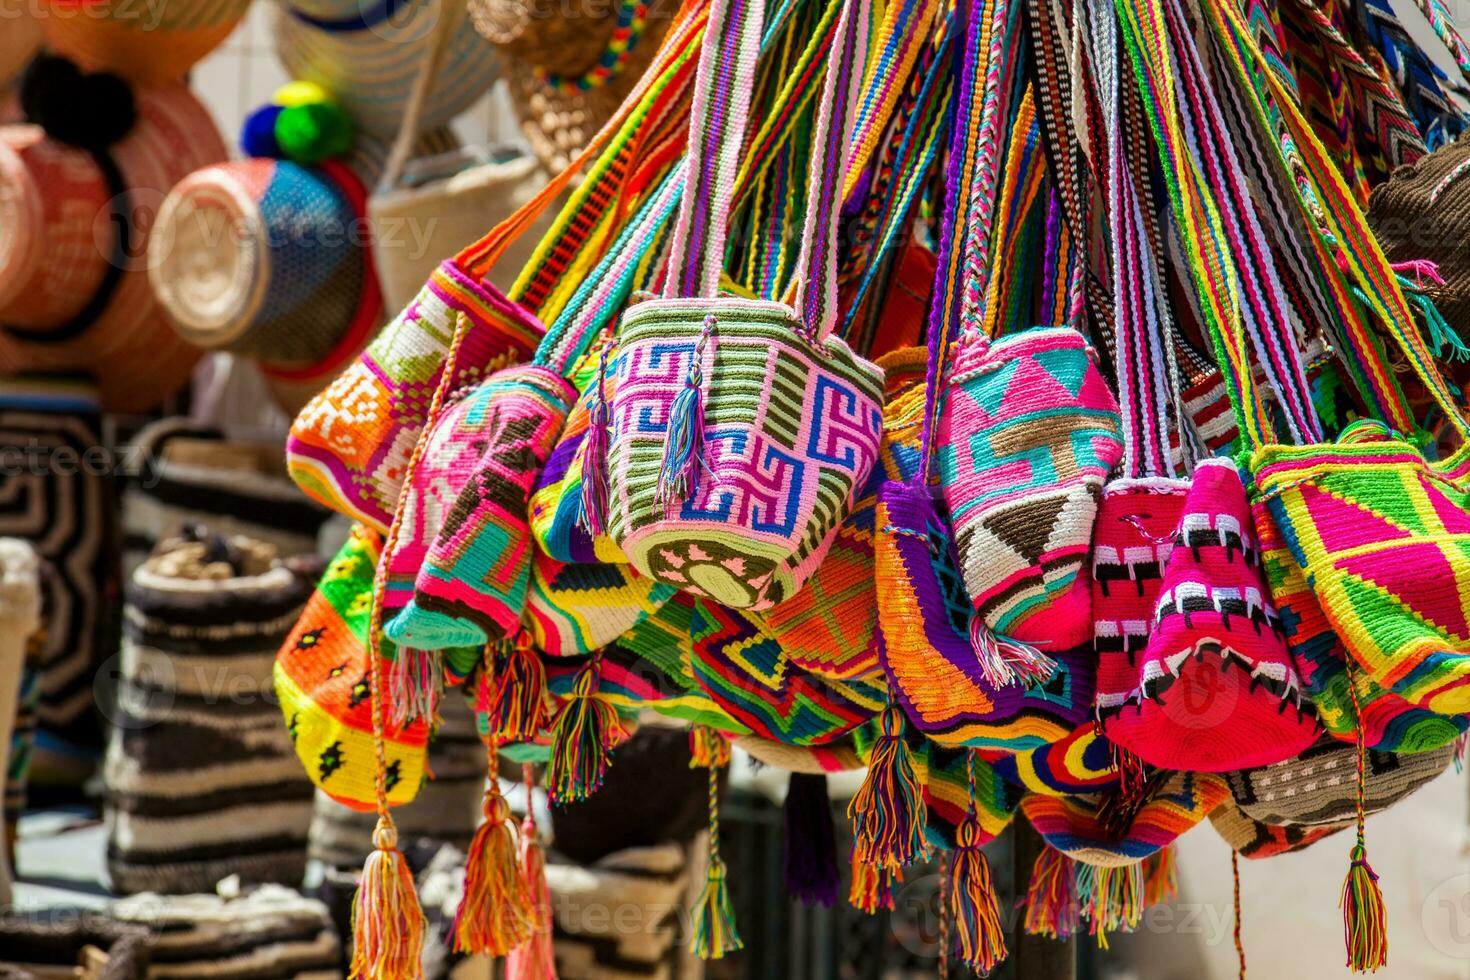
[1412,0,1470,87]
[1085,0,1174,479]
[1206,0,1469,443]
[662,0,768,298]
[452,0,706,289]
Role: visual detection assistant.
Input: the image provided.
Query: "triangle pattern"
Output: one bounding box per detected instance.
[1337,542,1470,640]
[1297,482,1414,552]
[981,495,1069,564]
[1031,345,1090,398]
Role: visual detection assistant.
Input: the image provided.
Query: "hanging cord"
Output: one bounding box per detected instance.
[1340,673,1388,972]
[1232,850,1246,980]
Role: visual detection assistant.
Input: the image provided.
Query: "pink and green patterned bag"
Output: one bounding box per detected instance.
[602,0,884,611]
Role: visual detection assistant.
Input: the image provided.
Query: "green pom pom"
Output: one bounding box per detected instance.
[274,102,354,165]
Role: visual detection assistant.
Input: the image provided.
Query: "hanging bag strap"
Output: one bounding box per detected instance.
[375,0,458,196]
[1205,0,1470,445]
[1083,0,1175,480]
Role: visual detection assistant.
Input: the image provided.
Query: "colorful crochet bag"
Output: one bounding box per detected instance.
[752,346,927,680]
[285,4,703,533]
[273,526,428,811]
[525,549,676,658]
[1192,1,1470,717]
[602,0,884,611]
[1207,803,1349,861]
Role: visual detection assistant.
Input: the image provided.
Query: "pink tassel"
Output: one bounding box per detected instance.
[578,338,614,537]
[656,315,714,508]
[969,615,1056,688]
[507,813,557,979]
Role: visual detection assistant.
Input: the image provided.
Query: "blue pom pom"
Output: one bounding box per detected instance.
[241,105,284,159]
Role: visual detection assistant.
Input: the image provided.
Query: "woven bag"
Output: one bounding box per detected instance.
[272,526,428,812]
[1194,1,1470,719]
[1020,771,1229,868]
[988,726,1119,798]
[383,150,694,650]
[1207,803,1349,861]
[915,743,1021,849]
[285,3,704,534]
[687,599,886,746]
[525,549,675,658]
[602,0,884,611]
[1223,739,1454,827]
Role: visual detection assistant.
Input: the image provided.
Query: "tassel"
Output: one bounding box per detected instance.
[690,759,742,958]
[848,705,930,868]
[351,820,426,980]
[948,751,1006,973]
[388,648,442,727]
[1341,678,1388,972]
[1408,287,1470,362]
[689,725,731,769]
[969,615,1056,688]
[454,745,533,956]
[1142,843,1178,908]
[1076,862,1142,950]
[488,634,550,741]
[507,765,557,980]
[546,657,618,805]
[1023,844,1079,939]
[848,853,900,914]
[1454,732,1466,774]
[578,337,614,537]
[657,315,714,508]
[783,773,840,908]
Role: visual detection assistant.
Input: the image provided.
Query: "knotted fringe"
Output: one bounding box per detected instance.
[1076,861,1142,950]
[488,635,550,741]
[689,725,731,769]
[1342,678,1387,973]
[848,853,900,914]
[969,615,1056,688]
[849,705,929,867]
[1407,286,1470,361]
[1100,737,1149,821]
[657,315,714,508]
[351,820,426,980]
[455,759,533,955]
[783,772,840,908]
[690,751,742,959]
[506,808,556,980]
[1023,844,1079,939]
[579,338,615,536]
[388,648,443,727]
[1143,843,1178,909]
[948,811,1006,973]
[547,658,617,805]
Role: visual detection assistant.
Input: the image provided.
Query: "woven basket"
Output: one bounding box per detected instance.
[273,0,499,142]
[39,0,249,84]
[0,81,228,413]
[150,159,381,372]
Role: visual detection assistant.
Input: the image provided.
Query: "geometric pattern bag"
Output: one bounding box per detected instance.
[604,0,884,611]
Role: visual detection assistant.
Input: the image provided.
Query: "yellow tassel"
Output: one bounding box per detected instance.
[547,659,618,805]
[689,725,731,768]
[350,820,426,980]
[454,774,534,955]
[848,852,901,914]
[848,705,929,868]
[1341,842,1388,972]
[1076,862,1142,950]
[1023,844,1078,939]
[690,760,741,959]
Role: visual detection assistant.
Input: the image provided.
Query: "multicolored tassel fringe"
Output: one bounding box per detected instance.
[969,615,1056,688]
[783,772,840,908]
[690,748,742,958]
[1142,843,1178,909]
[454,745,533,956]
[507,766,557,980]
[487,633,550,741]
[849,705,929,868]
[848,852,901,914]
[948,753,1005,973]
[1076,861,1142,950]
[1023,844,1079,939]
[1342,682,1388,973]
[351,820,426,980]
[388,647,443,727]
[579,337,615,536]
[689,724,732,769]
[656,315,714,508]
[547,657,617,805]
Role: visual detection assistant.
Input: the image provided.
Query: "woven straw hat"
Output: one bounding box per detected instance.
[38,0,250,84]
[273,0,499,142]
[149,158,383,413]
[0,0,42,94]
[0,78,228,413]
[471,0,674,171]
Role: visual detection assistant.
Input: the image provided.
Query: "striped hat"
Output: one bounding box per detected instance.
[149,158,382,386]
[273,0,499,142]
[0,77,228,413]
[38,0,250,84]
